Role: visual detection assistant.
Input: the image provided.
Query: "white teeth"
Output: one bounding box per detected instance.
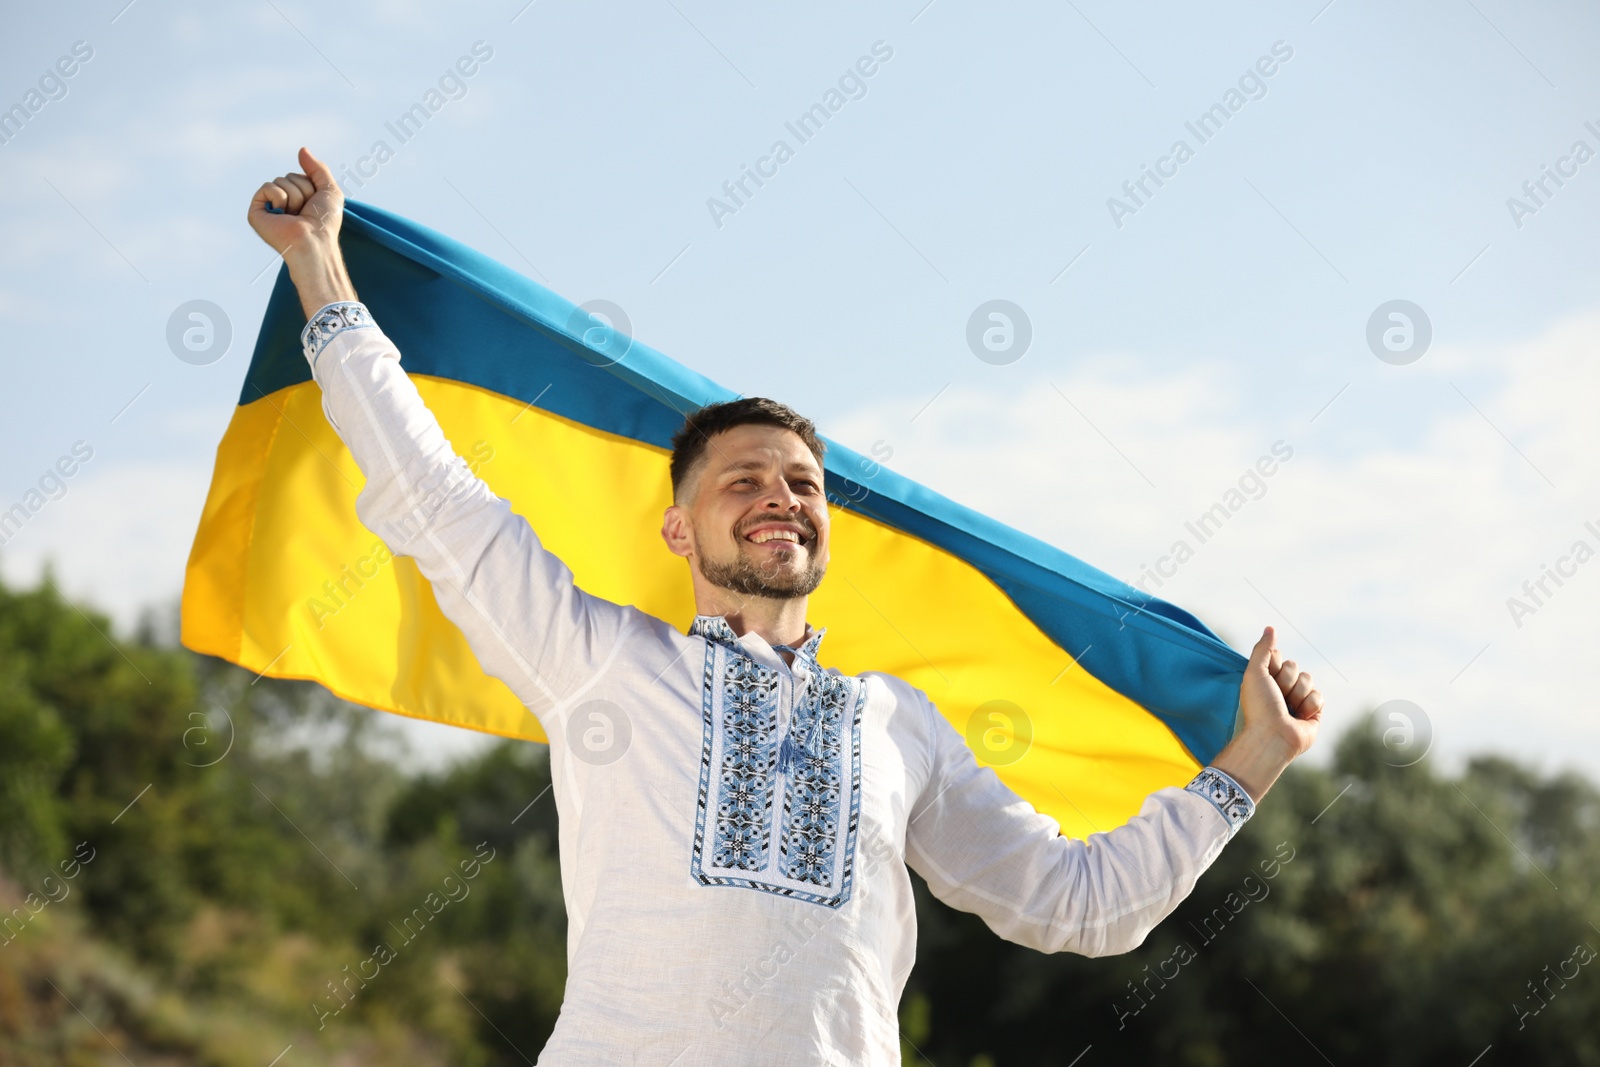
[748,529,801,544]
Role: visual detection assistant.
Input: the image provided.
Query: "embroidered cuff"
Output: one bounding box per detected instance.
[1186,766,1255,839]
[300,301,376,373]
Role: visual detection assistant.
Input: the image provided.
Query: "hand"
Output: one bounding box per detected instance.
[1209,626,1325,803]
[247,146,344,260]
[1239,625,1323,758]
[247,147,358,318]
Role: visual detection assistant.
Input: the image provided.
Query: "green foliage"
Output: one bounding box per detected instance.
[2,565,1598,1064]
[906,725,1600,1065]
[0,568,567,1062]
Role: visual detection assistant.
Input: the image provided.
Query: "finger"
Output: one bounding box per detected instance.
[1262,625,1284,676]
[299,146,340,194]
[1285,670,1315,709]
[1273,658,1300,694]
[250,180,288,215]
[1246,627,1276,675]
[273,176,307,213]
[277,174,312,210]
[281,172,315,200]
[1295,687,1326,721]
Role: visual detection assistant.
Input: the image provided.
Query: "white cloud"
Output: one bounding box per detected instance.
[0,456,212,638]
[7,307,1596,781]
[823,308,1600,780]
[0,443,508,776]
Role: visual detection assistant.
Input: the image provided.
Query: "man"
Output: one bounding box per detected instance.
[249,147,1323,1065]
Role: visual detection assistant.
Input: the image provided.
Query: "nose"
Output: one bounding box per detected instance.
[762,479,802,513]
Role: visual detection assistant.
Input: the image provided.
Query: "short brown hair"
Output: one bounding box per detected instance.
[669,397,826,502]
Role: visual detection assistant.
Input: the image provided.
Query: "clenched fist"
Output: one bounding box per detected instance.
[248,147,358,318]
[248,146,344,257]
[1209,625,1325,803]
[1239,625,1324,756]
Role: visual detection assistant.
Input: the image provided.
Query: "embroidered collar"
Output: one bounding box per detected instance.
[688,614,827,663]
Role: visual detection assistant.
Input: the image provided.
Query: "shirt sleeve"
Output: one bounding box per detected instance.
[300,301,638,728]
[902,685,1254,958]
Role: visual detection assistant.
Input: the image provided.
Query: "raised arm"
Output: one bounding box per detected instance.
[247,147,360,319]
[904,627,1321,957]
[246,149,639,726]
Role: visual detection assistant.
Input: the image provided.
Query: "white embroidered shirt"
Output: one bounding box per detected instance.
[298,301,1256,1066]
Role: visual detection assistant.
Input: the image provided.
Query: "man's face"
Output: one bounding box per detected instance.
[664,423,830,601]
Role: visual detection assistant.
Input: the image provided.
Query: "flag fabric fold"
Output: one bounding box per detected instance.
[181,199,1247,837]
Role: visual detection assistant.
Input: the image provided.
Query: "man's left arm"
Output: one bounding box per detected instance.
[902,625,1322,958]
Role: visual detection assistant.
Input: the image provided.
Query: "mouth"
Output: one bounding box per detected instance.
[742,524,812,549]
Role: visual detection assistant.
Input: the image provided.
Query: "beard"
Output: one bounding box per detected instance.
[700,541,827,600]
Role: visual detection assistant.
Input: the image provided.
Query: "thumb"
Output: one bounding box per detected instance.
[299,146,338,193]
[1247,625,1280,676]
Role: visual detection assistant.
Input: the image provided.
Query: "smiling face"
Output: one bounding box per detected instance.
[662,422,830,602]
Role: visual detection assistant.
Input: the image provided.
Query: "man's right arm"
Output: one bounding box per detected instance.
[250,149,636,726]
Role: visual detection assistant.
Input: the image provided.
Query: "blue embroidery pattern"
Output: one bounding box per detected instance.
[779,674,855,886]
[713,657,781,872]
[689,616,864,909]
[300,301,376,371]
[1186,766,1255,838]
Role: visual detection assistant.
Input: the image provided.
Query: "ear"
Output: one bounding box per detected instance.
[661,503,694,559]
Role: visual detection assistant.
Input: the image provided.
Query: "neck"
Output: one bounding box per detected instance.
[694,588,811,653]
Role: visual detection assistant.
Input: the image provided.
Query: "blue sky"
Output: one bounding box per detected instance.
[3,0,1598,777]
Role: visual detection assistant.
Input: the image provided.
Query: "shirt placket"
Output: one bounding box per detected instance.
[767,656,808,866]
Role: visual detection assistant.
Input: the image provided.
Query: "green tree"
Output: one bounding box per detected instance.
[904,723,1600,1065]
